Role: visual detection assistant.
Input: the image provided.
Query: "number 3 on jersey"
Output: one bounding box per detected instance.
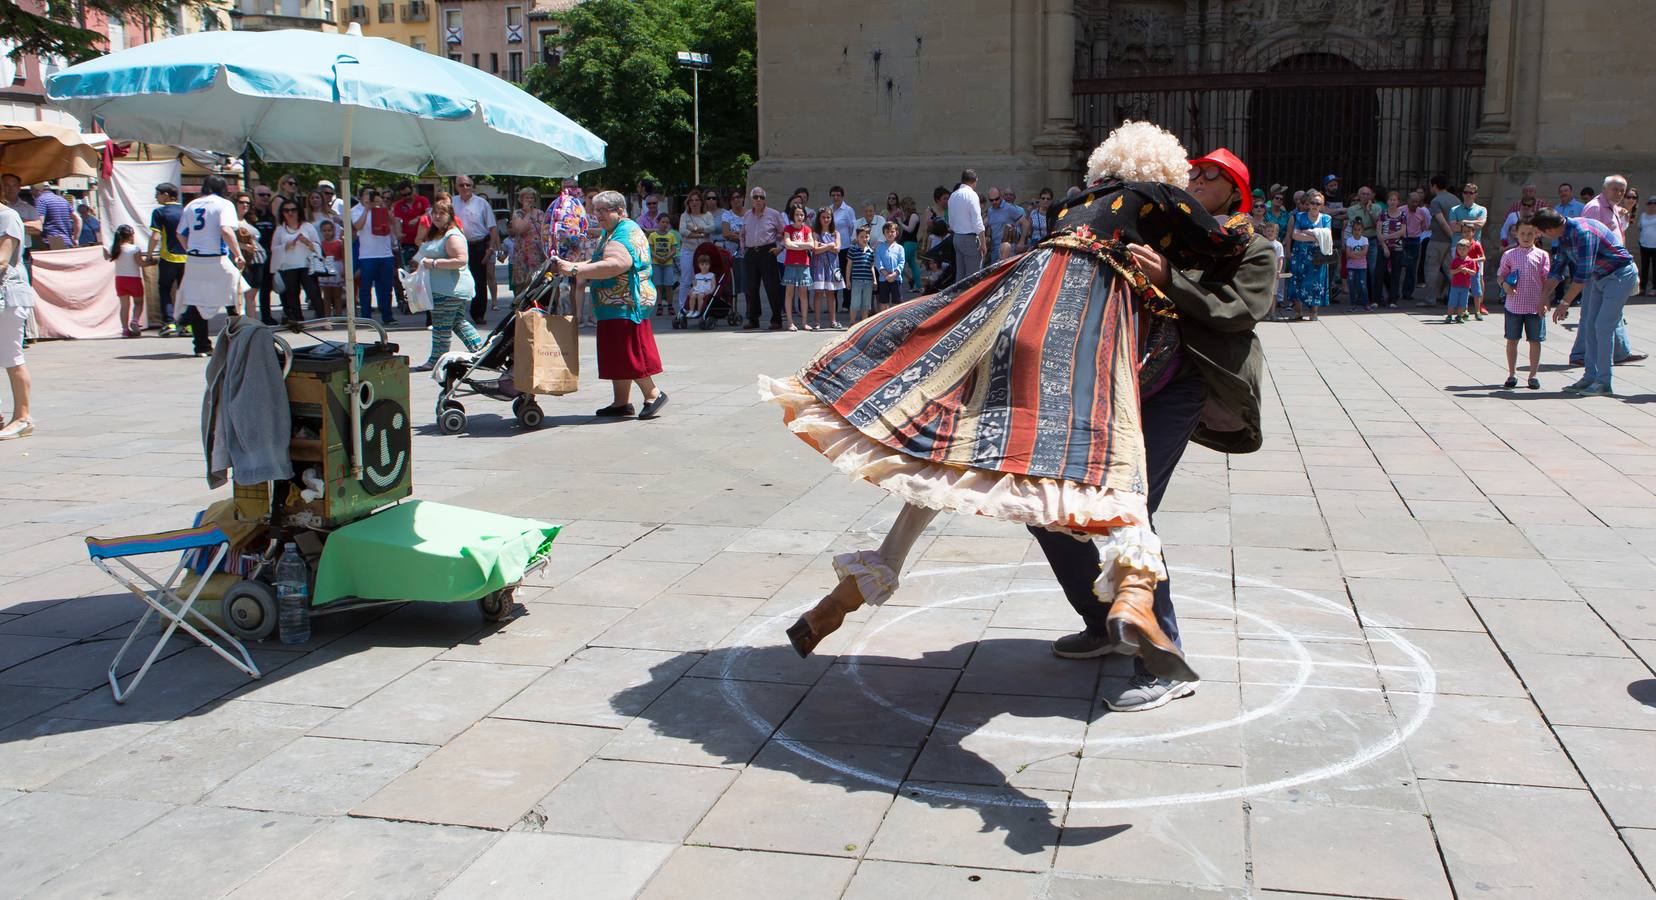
[193,207,206,231]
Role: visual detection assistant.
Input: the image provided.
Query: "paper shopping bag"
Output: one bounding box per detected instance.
[514,307,580,395]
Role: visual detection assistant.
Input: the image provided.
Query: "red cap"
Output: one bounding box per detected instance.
[1188,148,1252,213]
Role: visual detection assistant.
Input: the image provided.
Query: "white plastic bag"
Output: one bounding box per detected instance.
[400,266,433,313]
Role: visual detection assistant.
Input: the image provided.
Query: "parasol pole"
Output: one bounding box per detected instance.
[336,38,365,480]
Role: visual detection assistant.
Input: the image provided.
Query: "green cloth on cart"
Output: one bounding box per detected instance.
[312,500,559,606]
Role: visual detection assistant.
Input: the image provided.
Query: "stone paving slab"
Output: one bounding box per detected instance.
[3,305,1656,896]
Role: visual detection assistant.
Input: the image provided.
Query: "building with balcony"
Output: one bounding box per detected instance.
[232,0,339,32]
[438,0,577,83]
[3,0,232,128]
[350,0,442,53]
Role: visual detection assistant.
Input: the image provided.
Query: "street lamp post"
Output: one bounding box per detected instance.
[676,51,711,185]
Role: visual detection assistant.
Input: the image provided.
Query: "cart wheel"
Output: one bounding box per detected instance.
[511,395,528,416]
[727,312,741,326]
[517,402,544,429]
[222,579,277,642]
[438,407,467,435]
[700,315,715,330]
[477,588,517,622]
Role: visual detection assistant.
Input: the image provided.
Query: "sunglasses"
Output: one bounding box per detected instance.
[1188,165,1226,182]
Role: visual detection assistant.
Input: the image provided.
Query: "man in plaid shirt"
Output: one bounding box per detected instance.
[1538,207,1638,396]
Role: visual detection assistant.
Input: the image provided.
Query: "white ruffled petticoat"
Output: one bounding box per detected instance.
[759,374,1165,600]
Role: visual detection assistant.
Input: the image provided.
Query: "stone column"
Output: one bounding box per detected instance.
[1032,0,1089,188]
[1467,0,1527,216]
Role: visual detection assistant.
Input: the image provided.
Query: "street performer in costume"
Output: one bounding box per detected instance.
[758,121,1250,683]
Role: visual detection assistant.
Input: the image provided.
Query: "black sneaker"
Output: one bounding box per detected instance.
[1051,630,1117,659]
[1503,376,1518,389]
[595,403,636,417]
[638,392,669,419]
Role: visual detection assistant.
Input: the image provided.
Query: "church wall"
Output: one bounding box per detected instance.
[1472,0,1654,223]
[748,0,1059,207]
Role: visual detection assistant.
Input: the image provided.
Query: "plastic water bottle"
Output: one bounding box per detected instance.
[275,543,311,645]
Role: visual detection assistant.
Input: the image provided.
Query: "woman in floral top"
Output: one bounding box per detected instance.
[552,191,669,420]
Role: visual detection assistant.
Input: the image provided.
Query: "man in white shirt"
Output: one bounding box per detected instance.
[350,187,402,324]
[947,170,987,277]
[175,175,247,356]
[827,186,856,309]
[317,179,346,220]
[453,175,498,324]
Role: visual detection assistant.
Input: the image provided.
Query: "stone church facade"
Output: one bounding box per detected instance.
[751,0,1654,219]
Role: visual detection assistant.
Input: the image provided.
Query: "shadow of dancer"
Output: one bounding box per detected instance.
[609,637,1132,861]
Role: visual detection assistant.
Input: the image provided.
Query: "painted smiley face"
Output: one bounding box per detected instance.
[360,400,409,493]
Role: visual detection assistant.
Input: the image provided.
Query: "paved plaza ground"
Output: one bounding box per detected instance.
[3,298,1656,898]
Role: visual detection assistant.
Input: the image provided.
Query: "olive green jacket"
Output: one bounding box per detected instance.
[1162,233,1276,454]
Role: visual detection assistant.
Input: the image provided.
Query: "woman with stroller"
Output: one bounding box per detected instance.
[409,199,483,373]
[553,191,669,420]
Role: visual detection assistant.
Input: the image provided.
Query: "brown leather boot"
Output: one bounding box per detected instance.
[786,575,866,658]
[1105,567,1199,683]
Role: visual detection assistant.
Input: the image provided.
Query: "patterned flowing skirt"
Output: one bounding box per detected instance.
[1289,241,1328,307]
[760,241,1165,574]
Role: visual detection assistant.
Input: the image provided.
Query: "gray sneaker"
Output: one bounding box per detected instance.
[1051,630,1116,659]
[1102,673,1196,712]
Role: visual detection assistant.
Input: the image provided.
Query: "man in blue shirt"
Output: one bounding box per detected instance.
[1537,208,1637,395]
[32,184,77,250]
[1555,182,1585,218]
[983,186,1026,265]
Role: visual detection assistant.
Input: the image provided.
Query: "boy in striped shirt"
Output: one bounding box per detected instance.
[845,225,876,324]
[1497,219,1551,389]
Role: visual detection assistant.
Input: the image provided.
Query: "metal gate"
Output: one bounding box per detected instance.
[1073,48,1485,197]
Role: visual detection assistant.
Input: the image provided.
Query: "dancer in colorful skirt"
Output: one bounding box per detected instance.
[759,122,1250,681]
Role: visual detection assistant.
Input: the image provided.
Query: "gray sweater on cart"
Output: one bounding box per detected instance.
[202,316,293,488]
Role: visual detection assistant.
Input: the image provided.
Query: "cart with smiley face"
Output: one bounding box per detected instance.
[213,325,556,643]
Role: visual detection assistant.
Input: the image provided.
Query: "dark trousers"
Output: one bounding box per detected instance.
[178,305,231,354]
[1027,371,1209,676]
[156,259,185,324]
[744,244,784,326]
[249,262,273,322]
[276,267,320,323]
[466,239,491,323]
[1396,240,1420,301]
[392,243,412,305]
[1641,246,1656,293]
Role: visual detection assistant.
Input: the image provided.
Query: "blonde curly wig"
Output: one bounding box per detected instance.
[1084,120,1191,188]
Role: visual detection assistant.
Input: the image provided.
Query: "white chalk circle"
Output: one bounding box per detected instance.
[717,562,1437,811]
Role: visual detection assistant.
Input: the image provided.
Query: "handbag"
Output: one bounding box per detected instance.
[271,269,286,295]
[513,278,579,395]
[399,266,433,313]
[306,254,330,276]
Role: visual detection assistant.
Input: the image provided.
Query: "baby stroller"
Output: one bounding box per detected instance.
[432,256,565,434]
[673,241,741,330]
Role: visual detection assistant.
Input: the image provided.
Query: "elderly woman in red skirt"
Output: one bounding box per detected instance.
[553,190,669,419]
